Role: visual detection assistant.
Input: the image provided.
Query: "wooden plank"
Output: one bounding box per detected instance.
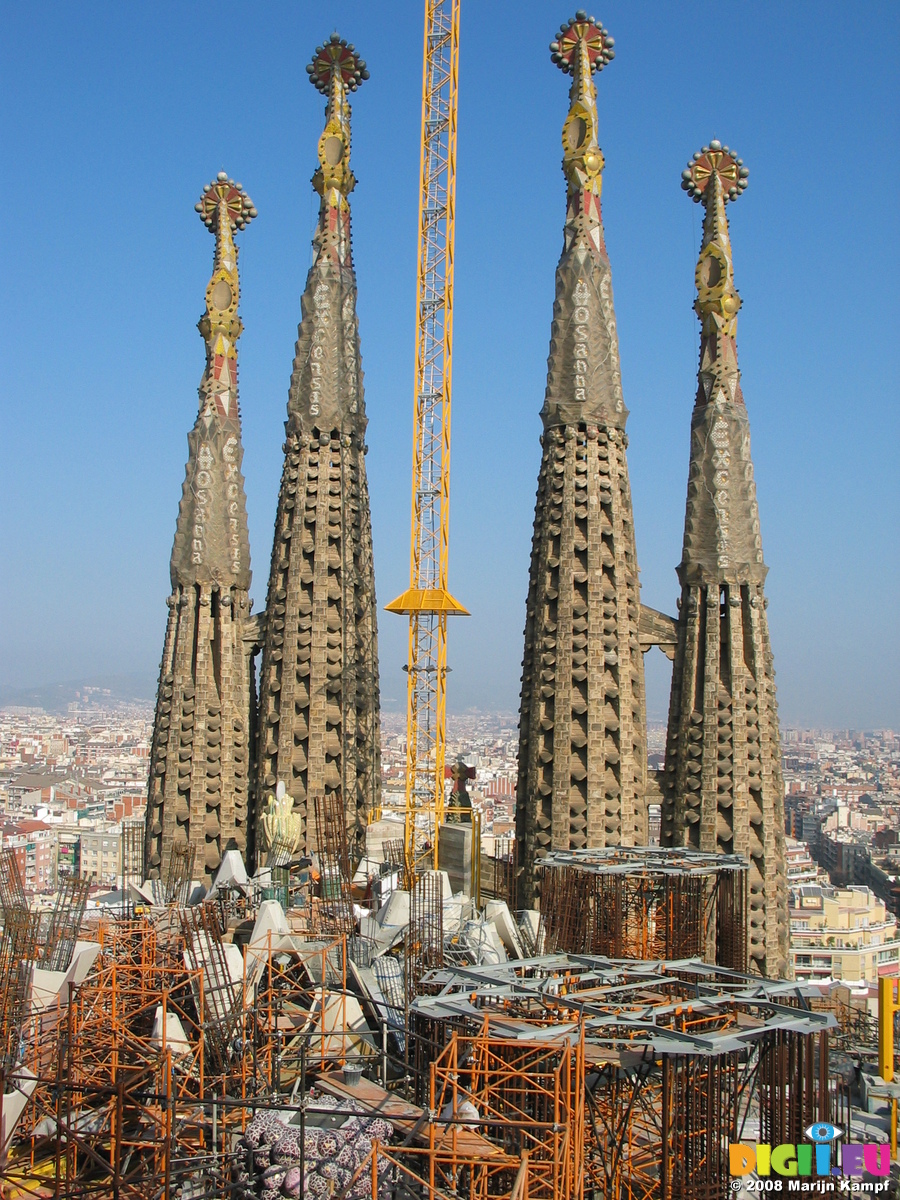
[314,1073,504,1160]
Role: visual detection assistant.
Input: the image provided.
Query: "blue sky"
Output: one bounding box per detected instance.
[2,1,898,728]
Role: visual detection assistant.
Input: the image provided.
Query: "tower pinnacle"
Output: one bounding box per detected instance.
[255,35,381,862]
[516,17,647,907]
[677,143,761,584]
[662,143,788,976]
[683,142,749,339]
[146,175,258,881]
[539,15,625,430]
[283,36,369,434]
[307,36,368,205]
[551,13,614,207]
[168,175,256,592]
[193,175,256,434]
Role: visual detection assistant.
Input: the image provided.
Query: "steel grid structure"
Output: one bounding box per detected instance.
[383,836,411,890]
[1,920,376,1198]
[40,874,91,973]
[407,1021,581,1198]
[164,839,197,907]
[0,904,843,1200]
[406,871,445,1006]
[250,931,376,1083]
[537,846,749,971]
[385,0,467,886]
[481,836,517,908]
[0,845,27,916]
[120,817,145,911]
[312,790,355,939]
[0,907,40,1076]
[0,847,41,1079]
[264,832,297,871]
[180,903,244,1078]
[810,984,882,1062]
[5,924,249,1198]
[410,953,835,1200]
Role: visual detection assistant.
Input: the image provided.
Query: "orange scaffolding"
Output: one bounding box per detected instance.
[0,907,839,1200]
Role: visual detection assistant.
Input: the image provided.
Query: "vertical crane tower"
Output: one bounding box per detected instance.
[386,0,467,881]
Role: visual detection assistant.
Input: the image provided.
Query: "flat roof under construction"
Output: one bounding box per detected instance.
[537,845,749,876]
[412,952,836,1056]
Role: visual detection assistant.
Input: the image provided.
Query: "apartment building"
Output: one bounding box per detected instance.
[78,826,121,886]
[790,883,900,983]
[1,819,55,893]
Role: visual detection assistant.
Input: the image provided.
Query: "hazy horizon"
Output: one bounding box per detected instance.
[2,678,893,738]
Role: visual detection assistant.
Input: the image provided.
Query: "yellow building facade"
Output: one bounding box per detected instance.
[790,883,900,983]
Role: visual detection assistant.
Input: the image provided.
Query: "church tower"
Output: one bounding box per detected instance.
[146,175,258,882]
[255,36,381,861]
[516,15,647,907]
[661,142,789,977]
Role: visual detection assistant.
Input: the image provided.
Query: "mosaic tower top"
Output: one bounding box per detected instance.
[168,174,256,591]
[679,141,765,584]
[542,12,626,431]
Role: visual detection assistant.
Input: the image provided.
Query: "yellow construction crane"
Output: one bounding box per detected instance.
[386,0,467,883]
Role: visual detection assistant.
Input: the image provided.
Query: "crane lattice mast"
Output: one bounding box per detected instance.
[386,0,466,882]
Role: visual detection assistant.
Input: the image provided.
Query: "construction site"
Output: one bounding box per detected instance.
[2,4,897,1199]
[1,821,874,1200]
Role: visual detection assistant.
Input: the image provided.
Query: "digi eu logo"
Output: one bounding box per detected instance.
[729,1123,893,1192]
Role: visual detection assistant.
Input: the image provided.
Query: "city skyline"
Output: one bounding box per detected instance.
[2,1,898,729]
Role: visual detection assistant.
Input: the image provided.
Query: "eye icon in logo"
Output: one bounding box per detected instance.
[804,1123,842,1143]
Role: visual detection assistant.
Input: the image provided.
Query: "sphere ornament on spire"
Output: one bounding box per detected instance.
[681,140,749,204]
[306,33,369,94]
[194,175,257,231]
[550,12,615,73]
[552,14,613,207]
[307,33,367,201]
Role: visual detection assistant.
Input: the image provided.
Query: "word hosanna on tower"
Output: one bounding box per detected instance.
[146,16,789,977]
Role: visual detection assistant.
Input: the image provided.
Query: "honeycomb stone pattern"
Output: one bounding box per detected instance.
[517,420,647,906]
[256,424,379,862]
[146,596,253,882]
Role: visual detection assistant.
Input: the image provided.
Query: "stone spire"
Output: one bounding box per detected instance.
[146,175,258,882]
[255,35,380,862]
[516,14,648,909]
[661,142,789,977]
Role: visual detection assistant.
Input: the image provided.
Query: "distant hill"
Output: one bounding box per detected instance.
[0,674,156,714]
